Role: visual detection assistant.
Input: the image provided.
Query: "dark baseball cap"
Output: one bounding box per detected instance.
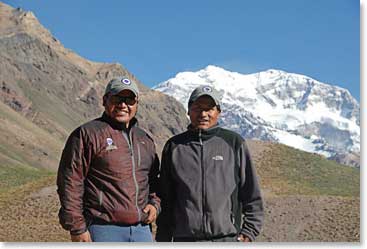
[188,85,221,109]
[104,76,139,97]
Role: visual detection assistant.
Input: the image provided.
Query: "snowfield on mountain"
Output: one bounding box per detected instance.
[154,65,360,167]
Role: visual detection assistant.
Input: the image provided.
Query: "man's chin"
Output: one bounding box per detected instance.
[197,124,210,130]
[113,116,130,123]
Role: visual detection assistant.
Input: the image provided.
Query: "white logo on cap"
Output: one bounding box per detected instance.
[203,86,212,92]
[121,78,131,85]
[107,138,113,146]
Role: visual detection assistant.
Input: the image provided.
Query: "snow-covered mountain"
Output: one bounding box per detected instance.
[153,65,360,167]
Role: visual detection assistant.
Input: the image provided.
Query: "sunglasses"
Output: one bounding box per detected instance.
[109,95,137,105]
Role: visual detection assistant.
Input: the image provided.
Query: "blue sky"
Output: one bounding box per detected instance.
[4,0,360,100]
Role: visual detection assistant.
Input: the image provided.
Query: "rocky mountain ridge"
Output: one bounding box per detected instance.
[0,2,189,171]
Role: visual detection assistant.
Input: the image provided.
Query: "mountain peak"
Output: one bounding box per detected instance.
[263,68,286,74]
[154,66,360,167]
[202,66,287,77]
[0,2,116,75]
[0,2,44,37]
[203,64,226,72]
[0,1,190,161]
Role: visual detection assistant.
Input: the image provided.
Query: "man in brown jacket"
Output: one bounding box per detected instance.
[57,76,160,242]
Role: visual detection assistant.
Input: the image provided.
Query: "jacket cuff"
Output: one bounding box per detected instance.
[70,226,88,236]
[148,199,161,215]
[239,229,255,242]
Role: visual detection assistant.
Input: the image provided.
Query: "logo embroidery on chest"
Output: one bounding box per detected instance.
[212,155,224,161]
[106,137,118,151]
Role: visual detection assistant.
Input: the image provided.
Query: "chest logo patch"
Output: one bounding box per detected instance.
[106,137,118,151]
[212,155,224,161]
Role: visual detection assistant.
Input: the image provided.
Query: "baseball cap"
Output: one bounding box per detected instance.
[188,85,221,109]
[104,76,139,97]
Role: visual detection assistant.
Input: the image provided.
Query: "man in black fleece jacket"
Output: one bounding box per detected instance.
[156,85,264,242]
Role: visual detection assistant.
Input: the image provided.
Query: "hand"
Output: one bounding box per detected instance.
[70,231,92,242]
[236,234,251,242]
[143,204,157,224]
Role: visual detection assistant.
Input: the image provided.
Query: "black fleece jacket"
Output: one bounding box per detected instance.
[156,124,264,241]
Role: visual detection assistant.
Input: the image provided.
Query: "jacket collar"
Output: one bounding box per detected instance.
[187,123,220,141]
[102,112,138,131]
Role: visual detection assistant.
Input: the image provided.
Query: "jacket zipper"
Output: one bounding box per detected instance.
[98,191,103,206]
[137,143,141,168]
[122,130,141,222]
[199,129,206,237]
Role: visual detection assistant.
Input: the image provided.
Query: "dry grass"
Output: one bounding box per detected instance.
[0,175,69,241]
[258,195,360,242]
[248,140,360,197]
[0,140,360,242]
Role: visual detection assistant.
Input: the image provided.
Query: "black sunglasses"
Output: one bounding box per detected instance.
[109,95,137,105]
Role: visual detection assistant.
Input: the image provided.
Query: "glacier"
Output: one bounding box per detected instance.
[153,65,360,167]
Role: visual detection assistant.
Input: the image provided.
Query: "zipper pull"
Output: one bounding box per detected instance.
[199,129,203,145]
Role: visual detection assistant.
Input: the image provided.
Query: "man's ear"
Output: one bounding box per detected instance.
[102,95,108,106]
[187,105,191,115]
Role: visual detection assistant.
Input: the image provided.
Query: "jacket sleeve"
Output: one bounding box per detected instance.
[148,149,161,214]
[155,142,175,242]
[238,140,264,241]
[56,127,92,235]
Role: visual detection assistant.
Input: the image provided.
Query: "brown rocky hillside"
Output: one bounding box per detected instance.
[0,2,189,169]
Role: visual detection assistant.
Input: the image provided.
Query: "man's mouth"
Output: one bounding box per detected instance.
[114,110,129,115]
[198,120,209,123]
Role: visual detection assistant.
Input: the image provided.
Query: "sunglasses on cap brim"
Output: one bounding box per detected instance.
[109,95,137,105]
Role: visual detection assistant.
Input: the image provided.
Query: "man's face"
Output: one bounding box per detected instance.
[189,95,221,130]
[104,90,138,126]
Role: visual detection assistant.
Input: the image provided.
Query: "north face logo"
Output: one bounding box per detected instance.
[212,155,224,161]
